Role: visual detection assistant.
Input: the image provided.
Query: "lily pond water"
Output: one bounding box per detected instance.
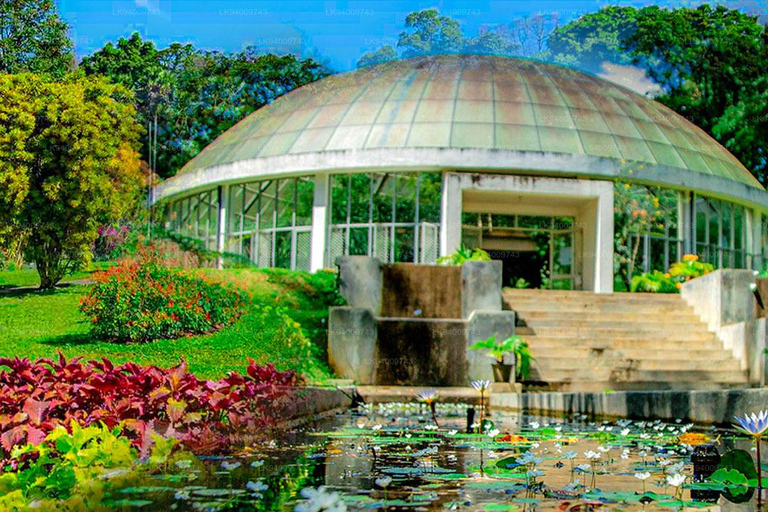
[110,402,763,511]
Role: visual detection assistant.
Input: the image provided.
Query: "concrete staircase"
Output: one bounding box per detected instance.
[503,289,749,391]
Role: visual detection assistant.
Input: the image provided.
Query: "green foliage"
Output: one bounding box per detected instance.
[718,449,758,481]
[0,421,163,507]
[468,334,534,379]
[0,73,143,289]
[79,254,247,342]
[631,255,713,293]
[437,245,491,266]
[0,0,73,77]
[81,33,330,178]
[548,6,640,72]
[357,46,397,68]
[630,270,678,294]
[398,9,463,58]
[512,277,530,289]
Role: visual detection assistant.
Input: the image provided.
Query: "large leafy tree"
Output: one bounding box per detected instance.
[0,0,73,76]
[0,74,143,288]
[463,30,520,56]
[357,45,396,68]
[547,7,639,72]
[398,9,463,57]
[624,5,768,178]
[81,34,329,177]
[548,5,768,181]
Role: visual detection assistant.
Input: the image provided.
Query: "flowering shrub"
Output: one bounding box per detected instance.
[80,254,248,342]
[631,254,713,293]
[0,354,298,460]
[93,224,131,260]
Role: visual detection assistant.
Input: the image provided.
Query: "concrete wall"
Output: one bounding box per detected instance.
[337,256,383,315]
[466,311,517,381]
[681,269,766,386]
[461,260,503,319]
[328,307,378,383]
[447,173,614,293]
[380,264,463,319]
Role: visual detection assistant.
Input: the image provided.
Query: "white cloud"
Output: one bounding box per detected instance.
[597,61,661,97]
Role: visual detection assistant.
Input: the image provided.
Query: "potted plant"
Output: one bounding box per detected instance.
[469,334,534,383]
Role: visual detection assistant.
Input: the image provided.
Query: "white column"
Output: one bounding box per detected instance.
[439,172,462,257]
[595,184,614,293]
[216,184,229,269]
[310,173,329,272]
[749,208,762,269]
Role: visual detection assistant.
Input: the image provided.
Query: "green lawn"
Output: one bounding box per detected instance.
[0,267,340,381]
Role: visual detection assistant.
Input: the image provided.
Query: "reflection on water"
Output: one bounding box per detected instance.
[109,403,763,511]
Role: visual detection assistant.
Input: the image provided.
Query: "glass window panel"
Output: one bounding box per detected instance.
[538,127,584,154]
[602,113,642,138]
[259,180,276,230]
[407,123,451,147]
[632,119,670,144]
[454,100,493,123]
[708,200,720,251]
[458,80,492,101]
[571,108,610,134]
[296,178,314,226]
[518,216,552,229]
[349,227,369,256]
[418,172,442,224]
[395,173,417,223]
[734,206,744,251]
[277,179,295,228]
[495,124,540,152]
[650,238,667,272]
[325,126,369,151]
[495,101,536,125]
[375,100,419,124]
[451,123,494,149]
[614,136,656,163]
[259,131,301,157]
[534,104,576,129]
[365,123,410,148]
[413,100,454,123]
[372,174,395,223]
[288,127,334,154]
[462,212,479,225]
[580,132,622,159]
[395,227,415,263]
[349,174,371,224]
[274,231,292,269]
[721,202,732,249]
[695,196,708,247]
[331,175,349,224]
[646,142,686,169]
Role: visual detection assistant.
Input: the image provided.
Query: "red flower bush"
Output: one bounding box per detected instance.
[0,354,298,459]
[80,251,247,342]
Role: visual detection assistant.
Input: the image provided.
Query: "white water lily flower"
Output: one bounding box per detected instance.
[471,380,492,392]
[247,480,269,495]
[575,463,591,472]
[530,421,540,429]
[563,451,578,459]
[666,473,686,487]
[635,472,651,480]
[487,451,499,459]
[447,429,458,436]
[251,460,265,468]
[221,461,241,471]
[529,469,544,477]
[487,429,500,437]
[296,486,347,512]
[374,476,393,488]
[174,490,190,500]
[584,450,601,460]
[620,428,631,436]
[372,424,382,431]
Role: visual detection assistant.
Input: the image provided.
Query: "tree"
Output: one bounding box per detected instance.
[463,30,520,56]
[547,7,639,72]
[624,5,768,179]
[0,74,143,289]
[0,0,73,76]
[397,9,463,58]
[357,45,396,68]
[81,34,330,177]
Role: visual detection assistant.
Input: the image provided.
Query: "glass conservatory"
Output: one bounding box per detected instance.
[156,54,768,292]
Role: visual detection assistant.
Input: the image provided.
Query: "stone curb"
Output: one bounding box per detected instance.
[490,388,768,425]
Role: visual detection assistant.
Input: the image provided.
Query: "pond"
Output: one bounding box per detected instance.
[107,402,761,511]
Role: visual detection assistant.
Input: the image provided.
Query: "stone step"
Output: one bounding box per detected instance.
[504,290,684,302]
[533,356,742,372]
[525,337,723,350]
[530,346,734,360]
[521,318,711,330]
[530,368,748,384]
[524,327,716,341]
[512,310,702,322]
[525,380,747,392]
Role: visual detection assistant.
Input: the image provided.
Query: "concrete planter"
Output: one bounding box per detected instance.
[329,257,515,385]
[491,363,514,383]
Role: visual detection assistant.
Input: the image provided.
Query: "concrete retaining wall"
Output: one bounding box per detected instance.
[490,389,768,425]
[279,387,351,425]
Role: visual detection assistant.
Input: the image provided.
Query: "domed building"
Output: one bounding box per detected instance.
[154,54,768,292]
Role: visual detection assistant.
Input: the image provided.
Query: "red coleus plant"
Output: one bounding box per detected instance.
[0,353,298,460]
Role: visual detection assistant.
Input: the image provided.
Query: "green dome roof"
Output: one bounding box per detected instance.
[178,54,761,190]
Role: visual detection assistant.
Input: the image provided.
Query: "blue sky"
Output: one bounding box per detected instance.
[58,0,768,71]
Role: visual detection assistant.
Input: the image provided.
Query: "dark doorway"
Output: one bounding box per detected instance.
[493,249,547,289]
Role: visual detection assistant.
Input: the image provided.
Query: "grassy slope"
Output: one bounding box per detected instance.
[0,267,339,381]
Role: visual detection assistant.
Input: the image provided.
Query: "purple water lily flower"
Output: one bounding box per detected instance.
[734,410,768,437]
